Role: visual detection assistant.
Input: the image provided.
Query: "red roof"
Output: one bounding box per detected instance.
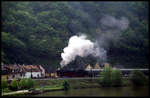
[2,64,42,73]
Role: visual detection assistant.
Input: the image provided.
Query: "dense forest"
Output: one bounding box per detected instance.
[1,1,149,72]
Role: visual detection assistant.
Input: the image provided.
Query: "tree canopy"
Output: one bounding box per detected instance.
[1,1,149,72]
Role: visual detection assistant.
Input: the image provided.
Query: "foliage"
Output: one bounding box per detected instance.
[1,80,8,90]
[100,66,123,87]
[26,78,35,89]
[100,66,112,87]
[111,68,123,86]
[11,79,18,91]
[129,70,148,86]
[1,2,148,69]
[19,78,27,89]
[62,80,70,90]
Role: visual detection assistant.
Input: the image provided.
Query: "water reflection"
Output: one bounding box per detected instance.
[34,86,149,96]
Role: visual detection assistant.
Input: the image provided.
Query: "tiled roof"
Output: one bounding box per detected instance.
[2,64,42,73]
[22,65,41,72]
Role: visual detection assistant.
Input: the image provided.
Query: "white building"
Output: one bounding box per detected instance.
[24,72,42,78]
[22,65,42,78]
[2,64,45,80]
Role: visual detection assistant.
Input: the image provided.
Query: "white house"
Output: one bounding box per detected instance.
[39,65,45,77]
[2,64,45,80]
[22,65,42,78]
[24,72,42,78]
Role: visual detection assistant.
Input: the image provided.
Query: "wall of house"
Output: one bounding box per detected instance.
[24,72,42,78]
[39,65,45,77]
[7,74,22,80]
[2,75,7,80]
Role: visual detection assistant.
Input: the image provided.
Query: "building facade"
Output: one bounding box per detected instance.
[1,64,45,80]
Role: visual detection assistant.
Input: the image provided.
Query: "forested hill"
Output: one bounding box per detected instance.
[2,2,149,72]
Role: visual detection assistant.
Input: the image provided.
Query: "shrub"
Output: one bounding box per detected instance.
[100,66,112,87]
[1,80,8,91]
[11,79,18,91]
[26,78,34,89]
[111,68,123,86]
[62,80,70,90]
[19,78,27,89]
[129,70,147,86]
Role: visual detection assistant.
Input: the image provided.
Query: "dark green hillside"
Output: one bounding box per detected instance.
[1,1,149,71]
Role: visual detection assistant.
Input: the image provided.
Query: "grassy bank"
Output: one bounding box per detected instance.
[2,77,149,96]
[34,78,135,89]
[34,78,101,89]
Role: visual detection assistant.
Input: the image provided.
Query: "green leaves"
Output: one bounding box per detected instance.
[62,80,70,90]
[1,80,8,90]
[1,2,148,69]
[2,32,26,49]
[19,78,27,89]
[100,66,123,87]
[111,68,123,86]
[11,79,18,91]
[26,78,35,89]
[100,66,112,87]
[129,70,148,86]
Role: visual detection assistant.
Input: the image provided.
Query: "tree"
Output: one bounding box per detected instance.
[19,78,27,89]
[26,78,34,89]
[1,80,8,91]
[1,2,148,69]
[111,68,123,86]
[11,79,18,91]
[100,66,112,87]
[129,70,148,86]
[62,80,70,90]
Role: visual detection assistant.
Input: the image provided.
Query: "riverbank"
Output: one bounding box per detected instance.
[2,77,148,96]
[1,78,104,96]
[2,90,29,96]
[34,77,133,89]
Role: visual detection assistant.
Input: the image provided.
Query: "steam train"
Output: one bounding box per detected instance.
[57,69,149,77]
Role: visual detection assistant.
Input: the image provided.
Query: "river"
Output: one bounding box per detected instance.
[33,86,149,96]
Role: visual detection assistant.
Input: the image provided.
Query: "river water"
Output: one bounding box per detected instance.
[34,86,149,96]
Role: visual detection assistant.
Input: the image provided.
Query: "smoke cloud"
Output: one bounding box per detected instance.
[60,15,129,68]
[100,15,129,31]
[60,34,106,68]
[96,15,129,48]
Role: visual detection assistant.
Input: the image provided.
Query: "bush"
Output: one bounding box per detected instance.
[129,70,147,86]
[62,80,70,90]
[11,79,18,91]
[1,80,8,91]
[100,66,112,87]
[26,78,34,89]
[19,78,27,90]
[111,68,123,86]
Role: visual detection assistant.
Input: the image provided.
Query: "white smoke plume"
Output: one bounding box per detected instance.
[60,15,129,68]
[96,15,130,48]
[60,34,105,68]
[100,15,129,31]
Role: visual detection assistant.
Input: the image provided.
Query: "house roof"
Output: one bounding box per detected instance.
[1,64,43,74]
[85,64,93,70]
[1,65,7,70]
[22,65,41,72]
[94,63,101,69]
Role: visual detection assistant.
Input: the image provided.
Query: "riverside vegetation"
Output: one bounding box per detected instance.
[2,66,149,96]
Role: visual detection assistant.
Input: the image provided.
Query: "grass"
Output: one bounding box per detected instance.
[35,85,63,91]
[34,79,101,90]
[2,77,149,96]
